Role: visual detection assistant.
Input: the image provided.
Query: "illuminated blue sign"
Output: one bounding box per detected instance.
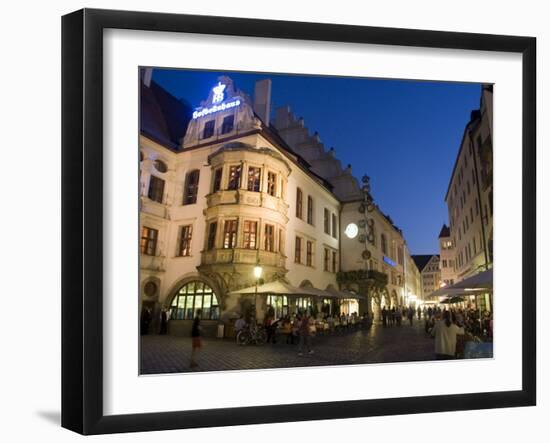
[383,256,396,267]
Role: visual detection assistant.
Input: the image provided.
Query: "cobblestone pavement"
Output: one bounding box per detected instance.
[141,319,439,374]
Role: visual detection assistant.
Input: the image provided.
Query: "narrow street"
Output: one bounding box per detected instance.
[141,318,435,374]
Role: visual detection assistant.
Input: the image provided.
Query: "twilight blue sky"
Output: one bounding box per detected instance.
[152,68,483,254]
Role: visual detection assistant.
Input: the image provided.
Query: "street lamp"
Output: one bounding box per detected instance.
[253,264,263,322]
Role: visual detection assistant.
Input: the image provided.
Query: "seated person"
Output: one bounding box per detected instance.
[234,315,247,332]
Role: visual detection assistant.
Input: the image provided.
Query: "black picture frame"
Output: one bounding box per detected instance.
[61,8,536,435]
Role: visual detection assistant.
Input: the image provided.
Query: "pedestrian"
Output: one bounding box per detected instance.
[140,307,151,335]
[431,310,464,360]
[407,307,414,326]
[292,314,301,344]
[327,314,335,334]
[159,308,168,335]
[190,309,202,368]
[417,306,422,320]
[281,316,293,344]
[264,312,275,344]
[395,307,401,326]
[298,312,313,355]
[382,307,387,328]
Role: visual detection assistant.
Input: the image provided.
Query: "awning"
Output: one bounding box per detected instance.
[429,269,492,299]
[452,268,492,290]
[429,287,482,298]
[228,281,367,300]
[299,286,333,298]
[326,287,367,300]
[227,280,313,296]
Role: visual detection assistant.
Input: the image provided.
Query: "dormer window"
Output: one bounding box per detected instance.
[221,115,234,134]
[202,120,215,139]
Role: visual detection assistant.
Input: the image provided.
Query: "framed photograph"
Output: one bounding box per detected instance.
[62,8,536,435]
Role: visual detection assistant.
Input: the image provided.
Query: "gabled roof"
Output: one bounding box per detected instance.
[411,254,439,273]
[140,79,192,151]
[140,78,337,197]
[438,224,450,238]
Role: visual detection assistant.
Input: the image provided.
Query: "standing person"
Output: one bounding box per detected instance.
[140,307,151,335]
[395,307,402,326]
[298,312,313,355]
[264,312,275,344]
[417,306,422,320]
[291,314,301,344]
[382,306,388,328]
[407,307,414,326]
[431,310,464,360]
[159,308,168,335]
[190,309,202,368]
[282,316,293,344]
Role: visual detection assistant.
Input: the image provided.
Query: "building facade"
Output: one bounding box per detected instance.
[412,254,441,300]
[438,224,456,286]
[140,72,420,335]
[274,106,422,316]
[444,85,493,284]
[404,249,423,307]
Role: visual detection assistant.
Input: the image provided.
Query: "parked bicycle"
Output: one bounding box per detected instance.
[236,322,267,345]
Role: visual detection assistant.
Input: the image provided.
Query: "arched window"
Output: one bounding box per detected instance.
[381,233,388,255]
[183,169,200,205]
[169,281,220,320]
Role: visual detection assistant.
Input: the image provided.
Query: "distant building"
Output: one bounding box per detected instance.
[438,224,456,286]
[444,85,493,284]
[412,254,441,299]
[404,249,423,307]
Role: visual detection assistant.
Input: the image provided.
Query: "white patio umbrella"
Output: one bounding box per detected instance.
[227,280,314,296]
[429,269,493,299]
[325,287,367,300]
[429,286,485,298]
[452,269,493,290]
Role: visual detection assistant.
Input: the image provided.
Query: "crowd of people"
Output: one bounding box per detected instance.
[235,309,373,354]
[184,303,492,368]
[380,306,417,327]
[422,305,493,340]
[422,305,493,359]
